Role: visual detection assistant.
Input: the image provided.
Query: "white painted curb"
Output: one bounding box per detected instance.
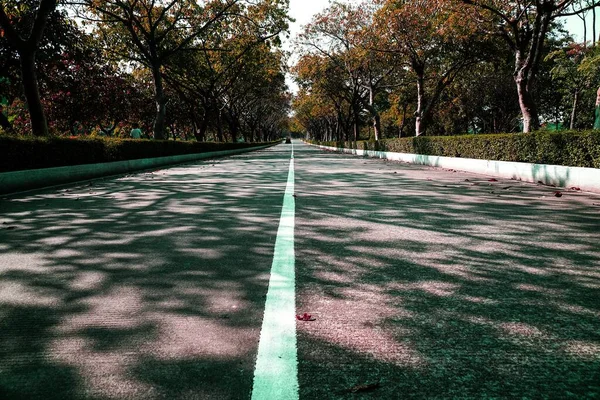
[309,143,600,194]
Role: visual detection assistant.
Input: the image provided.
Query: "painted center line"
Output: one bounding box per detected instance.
[251,144,298,400]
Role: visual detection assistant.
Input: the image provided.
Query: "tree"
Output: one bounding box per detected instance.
[298,2,397,141]
[462,0,600,132]
[79,0,289,141]
[575,44,600,128]
[293,53,359,141]
[79,0,237,140]
[374,0,485,136]
[165,5,290,142]
[0,0,58,136]
[546,43,590,129]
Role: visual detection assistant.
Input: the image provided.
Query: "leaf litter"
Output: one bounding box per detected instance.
[296,313,315,321]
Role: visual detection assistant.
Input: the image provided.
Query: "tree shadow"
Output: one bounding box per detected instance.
[294,146,600,399]
[0,147,292,399]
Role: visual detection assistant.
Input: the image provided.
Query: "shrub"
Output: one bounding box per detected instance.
[310,130,600,168]
[0,136,275,172]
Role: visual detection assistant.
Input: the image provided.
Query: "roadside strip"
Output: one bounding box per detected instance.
[251,143,299,400]
[0,144,276,195]
[307,142,600,193]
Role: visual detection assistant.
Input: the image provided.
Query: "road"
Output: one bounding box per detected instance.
[1,141,599,399]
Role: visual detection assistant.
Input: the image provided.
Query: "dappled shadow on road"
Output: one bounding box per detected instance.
[294,145,600,399]
[0,146,291,399]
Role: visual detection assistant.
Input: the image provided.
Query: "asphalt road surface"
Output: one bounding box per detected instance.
[1,141,599,399]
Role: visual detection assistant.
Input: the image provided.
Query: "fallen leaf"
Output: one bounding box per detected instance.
[488,178,498,182]
[296,313,315,321]
[569,187,581,191]
[554,191,562,197]
[464,179,470,182]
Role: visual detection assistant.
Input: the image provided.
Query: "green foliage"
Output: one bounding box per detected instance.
[0,136,274,172]
[312,130,600,168]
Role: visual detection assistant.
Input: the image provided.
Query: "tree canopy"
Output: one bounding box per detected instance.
[290,0,600,140]
[1,0,599,141]
[0,0,291,141]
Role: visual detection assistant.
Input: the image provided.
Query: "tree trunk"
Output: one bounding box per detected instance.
[216,109,224,142]
[584,16,587,47]
[399,103,407,138]
[570,89,579,130]
[20,49,48,136]
[415,71,427,136]
[0,108,13,132]
[249,121,257,142]
[228,112,238,143]
[353,104,360,141]
[368,85,381,141]
[197,118,208,141]
[372,111,381,140]
[151,63,167,140]
[515,72,539,132]
[593,7,597,46]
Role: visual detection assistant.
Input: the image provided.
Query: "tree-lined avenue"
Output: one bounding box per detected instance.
[1,142,599,398]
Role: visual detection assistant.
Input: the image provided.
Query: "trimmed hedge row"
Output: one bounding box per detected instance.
[0,136,277,172]
[311,130,600,168]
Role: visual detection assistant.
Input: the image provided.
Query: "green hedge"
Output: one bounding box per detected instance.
[0,136,277,172]
[311,130,600,168]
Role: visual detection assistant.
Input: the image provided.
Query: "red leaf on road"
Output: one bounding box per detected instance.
[296,313,315,321]
[488,178,498,182]
[554,191,563,197]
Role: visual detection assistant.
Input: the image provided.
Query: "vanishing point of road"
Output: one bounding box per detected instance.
[1,141,599,399]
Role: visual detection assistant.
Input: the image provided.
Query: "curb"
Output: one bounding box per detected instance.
[0,144,275,195]
[308,143,600,194]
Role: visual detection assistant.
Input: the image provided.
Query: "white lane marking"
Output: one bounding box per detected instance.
[251,144,298,400]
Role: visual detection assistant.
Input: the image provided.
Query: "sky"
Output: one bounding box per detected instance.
[284,0,357,92]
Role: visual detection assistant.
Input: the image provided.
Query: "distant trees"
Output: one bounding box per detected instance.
[3,0,600,140]
[0,0,291,141]
[292,0,600,140]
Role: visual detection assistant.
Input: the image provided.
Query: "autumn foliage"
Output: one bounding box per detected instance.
[291,0,600,140]
[0,0,291,141]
